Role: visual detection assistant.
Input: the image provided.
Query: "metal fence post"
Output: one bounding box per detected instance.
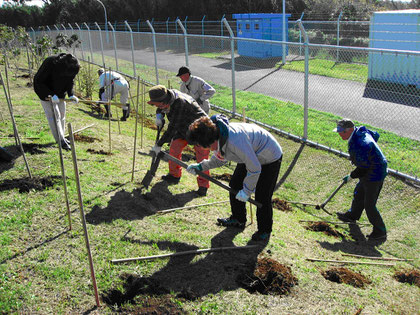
[299,12,304,56]
[83,22,94,64]
[75,23,85,60]
[282,0,286,64]
[94,22,105,65]
[166,17,170,49]
[124,20,136,77]
[222,18,236,115]
[146,20,159,84]
[184,16,188,33]
[107,22,118,71]
[61,23,66,37]
[30,27,35,42]
[201,15,206,49]
[336,11,343,62]
[220,14,225,50]
[297,20,309,140]
[176,18,189,67]
[137,19,140,32]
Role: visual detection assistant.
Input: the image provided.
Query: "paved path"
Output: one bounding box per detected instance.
[103,48,420,141]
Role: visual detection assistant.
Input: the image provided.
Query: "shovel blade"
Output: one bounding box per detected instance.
[140,171,154,188]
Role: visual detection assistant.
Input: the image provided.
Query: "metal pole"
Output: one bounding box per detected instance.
[83,23,94,64]
[176,18,189,67]
[184,16,188,33]
[299,12,304,56]
[201,15,206,49]
[337,11,343,62]
[220,14,225,50]
[137,19,140,32]
[61,24,66,37]
[166,17,170,49]
[94,22,105,65]
[222,18,236,116]
[124,20,136,77]
[282,0,286,64]
[131,77,140,182]
[146,20,159,84]
[107,22,118,71]
[93,0,108,43]
[75,23,85,61]
[30,27,35,42]
[297,20,309,140]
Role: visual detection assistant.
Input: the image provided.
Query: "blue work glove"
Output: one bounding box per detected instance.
[69,95,79,103]
[235,189,249,202]
[343,174,352,183]
[155,113,164,128]
[51,95,59,104]
[186,163,203,175]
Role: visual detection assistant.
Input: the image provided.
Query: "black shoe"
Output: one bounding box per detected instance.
[60,140,71,151]
[251,231,270,241]
[367,231,387,241]
[161,174,180,184]
[337,211,356,223]
[120,115,127,121]
[217,216,245,229]
[104,112,112,118]
[196,187,207,196]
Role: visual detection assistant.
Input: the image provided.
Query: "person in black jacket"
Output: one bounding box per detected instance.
[34,53,80,150]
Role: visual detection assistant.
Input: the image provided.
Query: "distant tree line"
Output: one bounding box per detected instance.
[0,0,418,28]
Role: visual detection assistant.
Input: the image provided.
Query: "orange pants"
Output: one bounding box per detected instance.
[169,138,210,188]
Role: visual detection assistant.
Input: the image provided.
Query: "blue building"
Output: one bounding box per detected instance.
[232,13,291,59]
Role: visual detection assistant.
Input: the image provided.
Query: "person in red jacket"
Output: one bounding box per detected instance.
[34,53,80,150]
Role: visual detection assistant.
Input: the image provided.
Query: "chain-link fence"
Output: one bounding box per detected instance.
[30,21,420,183]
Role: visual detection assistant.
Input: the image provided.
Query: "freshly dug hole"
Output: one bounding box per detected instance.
[322,267,371,288]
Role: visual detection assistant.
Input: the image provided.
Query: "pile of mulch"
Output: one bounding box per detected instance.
[73,134,100,143]
[102,274,186,314]
[0,175,61,193]
[322,267,371,288]
[86,148,112,155]
[305,221,344,238]
[394,269,420,287]
[272,198,293,212]
[237,257,298,295]
[213,173,232,182]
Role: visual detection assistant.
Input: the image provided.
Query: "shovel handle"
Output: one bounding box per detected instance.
[162,152,262,208]
[320,180,346,209]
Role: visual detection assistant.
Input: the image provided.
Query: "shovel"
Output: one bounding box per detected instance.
[316,180,347,213]
[140,125,163,188]
[161,151,262,208]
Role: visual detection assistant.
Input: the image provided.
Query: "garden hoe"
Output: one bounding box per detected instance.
[140,125,163,189]
[160,151,263,208]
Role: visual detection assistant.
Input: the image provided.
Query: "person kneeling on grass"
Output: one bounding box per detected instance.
[186,114,283,242]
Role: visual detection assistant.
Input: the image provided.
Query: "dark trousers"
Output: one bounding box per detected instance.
[349,178,386,234]
[229,158,281,233]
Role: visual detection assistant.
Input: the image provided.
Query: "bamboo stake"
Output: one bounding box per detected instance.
[156,200,229,214]
[65,123,95,137]
[342,254,414,262]
[0,71,32,178]
[68,123,100,307]
[4,60,17,145]
[242,108,253,225]
[306,258,395,266]
[115,100,121,134]
[76,98,125,108]
[299,220,371,226]
[131,76,140,182]
[111,245,259,264]
[141,81,145,148]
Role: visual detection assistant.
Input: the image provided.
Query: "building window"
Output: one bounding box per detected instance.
[255,23,259,30]
[246,24,250,30]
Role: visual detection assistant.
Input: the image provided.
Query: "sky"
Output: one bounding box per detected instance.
[0,0,45,7]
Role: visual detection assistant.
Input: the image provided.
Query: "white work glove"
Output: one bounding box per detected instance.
[343,174,353,183]
[155,113,163,128]
[186,163,203,175]
[69,95,79,103]
[151,145,161,155]
[51,95,59,104]
[235,189,249,202]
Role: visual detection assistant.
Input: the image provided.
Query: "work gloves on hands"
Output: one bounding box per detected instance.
[69,95,79,103]
[235,189,249,202]
[155,113,164,128]
[151,145,161,155]
[186,163,203,175]
[51,95,59,104]
[343,174,353,183]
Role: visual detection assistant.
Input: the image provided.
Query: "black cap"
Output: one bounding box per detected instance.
[176,66,191,77]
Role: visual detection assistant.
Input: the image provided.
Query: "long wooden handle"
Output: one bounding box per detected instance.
[320,180,346,208]
[162,152,262,208]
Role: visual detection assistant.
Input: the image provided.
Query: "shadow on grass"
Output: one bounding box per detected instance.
[275,143,305,191]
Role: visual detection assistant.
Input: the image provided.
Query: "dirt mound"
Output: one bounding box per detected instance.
[22,143,47,155]
[305,221,344,238]
[322,267,371,288]
[273,198,292,211]
[237,257,298,295]
[73,134,100,143]
[0,175,61,193]
[213,173,232,182]
[102,274,186,314]
[87,148,112,155]
[394,269,420,287]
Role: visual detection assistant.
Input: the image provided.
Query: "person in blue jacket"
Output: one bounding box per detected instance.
[335,119,388,241]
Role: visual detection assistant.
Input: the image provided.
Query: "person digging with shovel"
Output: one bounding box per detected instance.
[186,114,283,242]
[147,85,210,196]
[334,119,388,242]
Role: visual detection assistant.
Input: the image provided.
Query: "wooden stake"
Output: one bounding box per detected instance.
[111,245,259,264]
[342,254,414,261]
[141,81,145,149]
[306,258,395,266]
[156,200,229,214]
[68,123,100,307]
[131,77,140,182]
[299,220,370,226]
[65,124,95,137]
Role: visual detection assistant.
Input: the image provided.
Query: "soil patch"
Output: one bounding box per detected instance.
[272,198,292,212]
[73,134,100,143]
[102,274,186,314]
[305,221,344,238]
[213,173,232,182]
[237,257,298,295]
[322,267,371,288]
[394,269,420,287]
[0,175,61,193]
[22,143,47,155]
[86,148,112,155]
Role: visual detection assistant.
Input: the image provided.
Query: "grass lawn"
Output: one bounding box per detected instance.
[0,58,419,314]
